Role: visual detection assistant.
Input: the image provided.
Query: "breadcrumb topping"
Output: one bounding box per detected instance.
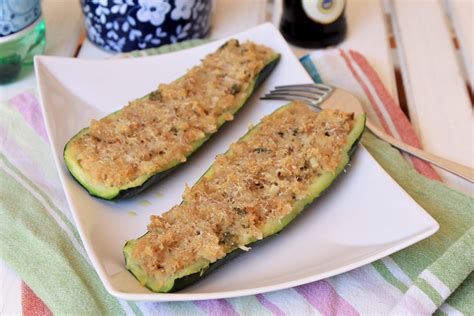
[67,40,276,187]
[132,102,355,283]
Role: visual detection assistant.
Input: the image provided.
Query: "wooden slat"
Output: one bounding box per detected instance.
[272,0,397,99]
[390,0,473,194]
[43,0,83,57]
[341,0,396,99]
[446,0,473,88]
[211,0,267,38]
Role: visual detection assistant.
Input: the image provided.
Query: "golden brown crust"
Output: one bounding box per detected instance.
[67,40,276,187]
[132,102,355,279]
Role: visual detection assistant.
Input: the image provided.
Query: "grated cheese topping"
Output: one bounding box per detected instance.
[132,102,355,283]
[67,40,276,187]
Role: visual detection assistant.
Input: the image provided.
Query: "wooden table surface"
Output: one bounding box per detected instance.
[1,0,472,313]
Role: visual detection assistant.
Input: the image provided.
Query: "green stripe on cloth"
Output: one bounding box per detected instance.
[361,132,474,291]
[0,99,62,185]
[128,302,143,316]
[415,278,444,307]
[361,133,474,314]
[444,272,474,314]
[428,228,474,291]
[372,261,408,293]
[0,158,125,314]
[0,154,82,245]
[387,177,473,280]
[228,295,273,316]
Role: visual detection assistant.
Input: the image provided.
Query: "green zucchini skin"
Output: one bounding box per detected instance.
[123,109,366,293]
[123,232,273,292]
[63,54,280,200]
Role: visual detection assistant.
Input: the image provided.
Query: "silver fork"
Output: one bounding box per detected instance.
[261,83,474,183]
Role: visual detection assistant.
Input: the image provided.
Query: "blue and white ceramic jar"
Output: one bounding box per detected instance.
[81,0,213,53]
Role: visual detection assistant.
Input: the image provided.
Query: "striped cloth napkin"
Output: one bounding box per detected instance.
[0,41,472,315]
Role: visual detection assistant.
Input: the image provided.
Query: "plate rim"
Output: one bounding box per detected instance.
[35,22,439,302]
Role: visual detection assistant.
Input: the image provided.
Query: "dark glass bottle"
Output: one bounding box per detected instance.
[280,0,347,48]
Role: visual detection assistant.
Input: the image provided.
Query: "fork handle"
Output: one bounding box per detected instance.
[366,121,474,183]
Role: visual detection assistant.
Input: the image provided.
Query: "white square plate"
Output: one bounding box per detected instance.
[35,23,438,301]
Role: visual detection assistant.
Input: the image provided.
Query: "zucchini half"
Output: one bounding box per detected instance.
[63,41,280,200]
[124,103,366,293]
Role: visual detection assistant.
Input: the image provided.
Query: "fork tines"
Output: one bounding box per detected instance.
[260,83,333,108]
[275,83,332,92]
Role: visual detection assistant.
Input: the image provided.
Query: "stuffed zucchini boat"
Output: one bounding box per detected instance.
[63,39,280,200]
[124,101,366,293]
